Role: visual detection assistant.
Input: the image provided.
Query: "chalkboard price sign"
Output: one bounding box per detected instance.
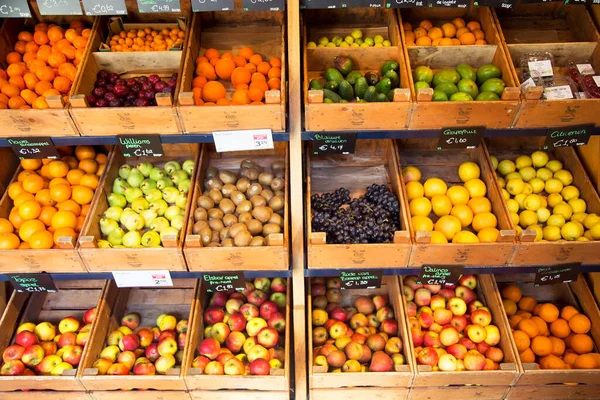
[9,137,60,160]
[204,272,246,292]
[9,274,57,293]
[137,0,181,13]
[473,0,515,8]
[242,0,285,10]
[82,0,127,15]
[535,263,580,286]
[438,126,484,150]
[417,265,464,286]
[192,0,235,11]
[340,270,383,290]
[117,134,164,157]
[386,0,426,6]
[341,0,383,7]
[39,0,83,15]
[543,124,593,150]
[312,133,357,155]
[429,0,470,7]
[0,0,32,17]
[301,0,341,8]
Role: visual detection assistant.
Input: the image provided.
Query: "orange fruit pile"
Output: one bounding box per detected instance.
[404,18,487,47]
[503,284,599,370]
[109,27,185,52]
[0,146,106,250]
[0,21,89,110]
[192,46,282,106]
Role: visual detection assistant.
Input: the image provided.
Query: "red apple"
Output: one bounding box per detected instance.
[116,350,136,370]
[2,344,25,363]
[58,317,80,334]
[404,276,423,291]
[464,350,486,371]
[270,277,287,293]
[414,288,431,307]
[440,327,460,347]
[249,358,271,375]
[446,343,468,360]
[381,319,398,336]
[471,309,492,327]
[459,337,476,350]
[247,290,268,306]
[58,332,77,348]
[485,347,504,363]
[155,354,177,374]
[225,331,246,353]
[223,357,245,375]
[451,315,468,332]
[433,308,453,325]
[157,337,178,356]
[198,338,220,360]
[416,347,439,366]
[119,333,140,352]
[15,330,38,348]
[447,297,467,316]
[145,343,159,362]
[423,331,441,347]
[84,307,96,324]
[40,341,57,356]
[107,362,130,375]
[203,360,224,375]
[138,328,154,348]
[256,327,279,349]
[418,312,433,329]
[204,306,225,325]
[370,350,393,372]
[121,313,140,330]
[133,361,156,375]
[240,303,260,321]
[455,286,476,304]
[192,355,210,370]
[458,275,477,290]
[1,359,25,376]
[21,344,45,367]
[93,358,113,375]
[210,292,228,307]
[466,325,487,344]
[268,312,286,333]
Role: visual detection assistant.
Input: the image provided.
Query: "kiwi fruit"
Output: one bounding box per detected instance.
[262,223,281,236]
[207,208,224,220]
[275,190,284,197]
[250,195,267,208]
[222,238,234,247]
[268,213,284,227]
[219,228,231,241]
[219,170,237,185]
[236,200,253,214]
[205,166,218,179]
[268,196,284,212]
[271,177,285,191]
[238,212,252,224]
[245,219,263,235]
[261,189,274,202]
[208,218,225,231]
[192,220,208,234]
[197,195,214,210]
[242,167,260,181]
[206,242,221,247]
[236,177,250,192]
[223,214,238,227]
[194,207,208,221]
[229,223,248,238]
[252,206,273,223]
[205,177,223,191]
[199,226,212,246]
[234,230,252,247]
[231,191,246,206]
[271,160,285,172]
[240,160,256,169]
[258,172,274,186]
[250,237,265,247]
[219,198,235,214]
[208,189,223,204]
[247,183,263,197]
[211,230,220,243]
[221,184,237,198]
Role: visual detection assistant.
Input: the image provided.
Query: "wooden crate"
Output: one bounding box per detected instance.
[89,392,189,400]
[400,275,519,399]
[493,3,600,128]
[398,7,520,130]
[303,8,412,131]
[183,278,291,399]
[306,140,412,269]
[484,137,600,265]
[0,148,19,196]
[0,145,112,273]
[69,16,189,136]
[0,6,99,137]
[183,143,289,271]
[78,143,199,271]
[307,276,413,400]
[396,139,516,267]
[79,279,197,393]
[0,280,108,395]
[177,9,286,133]
[493,273,600,399]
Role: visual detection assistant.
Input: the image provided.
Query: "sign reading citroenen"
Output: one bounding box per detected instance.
[117,134,164,157]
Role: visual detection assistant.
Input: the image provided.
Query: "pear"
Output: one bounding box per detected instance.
[108,193,126,208]
[164,161,181,175]
[118,164,132,179]
[157,178,174,190]
[107,228,125,246]
[97,240,113,248]
[175,192,188,209]
[149,167,166,182]
[182,160,194,176]
[171,214,184,230]
[140,210,158,229]
[171,170,188,185]
[131,198,149,213]
[136,162,154,177]
[164,205,183,221]
[140,179,157,195]
[150,217,170,232]
[127,169,144,188]
[125,187,144,203]
[162,187,179,204]
[149,199,169,216]
[141,231,161,248]
[122,212,145,232]
[178,179,191,195]
[122,231,142,248]
[145,189,163,202]
[104,206,123,221]
[160,227,179,244]
[100,218,119,236]
[112,178,130,195]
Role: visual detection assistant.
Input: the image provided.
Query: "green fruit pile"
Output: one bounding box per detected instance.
[310,56,401,103]
[98,160,194,248]
[413,64,506,101]
[307,29,392,48]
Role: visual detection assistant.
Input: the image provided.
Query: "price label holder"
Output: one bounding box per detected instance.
[535,263,581,286]
[543,124,593,150]
[301,0,342,8]
[386,0,426,7]
[340,270,383,290]
[341,0,384,7]
[9,137,60,160]
[39,0,83,15]
[473,0,514,8]
[203,271,246,292]
[9,274,57,293]
[312,132,357,155]
[242,0,285,10]
[437,126,484,150]
[112,270,173,287]
[137,0,181,12]
[192,0,235,11]
[117,134,164,157]
[213,129,274,152]
[0,0,32,17]
[82,0,127,15]
[417,265,464,286]
[428,0,469,8]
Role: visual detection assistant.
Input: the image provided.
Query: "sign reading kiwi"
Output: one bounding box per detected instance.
[82,0,127,15]
[437,126,484,150]
[417,265,464,286]
[117,134,164,157]
[473,0,515,8]
[242,0,285,10]
[9,137,60,160]
[137,0,181,13]
[203,272,246,292]
[543,124,593,150]
[0,0,32,17]
[9,274,57,293]
[386,0,426,7]
[429,0,470,8]
[340,270,383,289]
[312,133,357,155]
[38,0,83,15]
[301,0,341,8]
[535,263,580,286]
[192,0,235,11]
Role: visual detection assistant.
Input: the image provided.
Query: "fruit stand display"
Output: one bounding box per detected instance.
[400,274,519,399]
[183,143,289,271]
[494,3,600,129]
[485,137,600,265]
[306,139,411,269]
[78,144,199,271]
[303,8,412,131]
[308,276,413,400]
[396,139,515,266]
[494,273,600,399]
[177,10,287,133]
[0,149,19,197]
[0,280,107,399]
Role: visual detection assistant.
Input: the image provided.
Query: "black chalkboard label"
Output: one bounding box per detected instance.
[9,137,60,160]
[9,274,57,293]
[137,0,181,12]
[519,0,561,3]
[535,263,580,286]
[203,272,246,292]
[242,0,285,10]
[0,0,32,17]
[301,0,341,8]
[82,0,127,15]
[38,0,83,15]
[417,265,464,286]
[437,126,484,150]
[340,270,383,290]
[312,133,357,155]
[192,0,235,11]
[117,134,164,157]
[473,0,515,8]
[428,0,469,8]
[544,124,593,150]
[387,0,426,6]
[342,0,383,7]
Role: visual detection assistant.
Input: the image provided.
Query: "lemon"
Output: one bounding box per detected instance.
[497,177,506,189]
[561,185,579,201]
[519,167,536,182]
[424,178,447,198]
[529,178,545,193]
[451,204,474,228]
[510,212,520,226]
[536,207,550,223]
[502,189,510,200]
[531,151,549,168]
[430,231,448,243]
[519,210,538,228]
[490,156,498,170]
[524,194,542,211]
[543,225,561,241]
[540,196,548,208]
[571,220,584,236]
[446,185,470,206]
[515,226,523,236]
[402,166,422,182]
[497,159,516,176]
[545,178,564,194]
[464,179,486,197]
[546,160,563,173]
[584,230,594,240]
[505,172,523,181]
[506,179,524,195]
[477,227,500,243]
[547,214,566,228]
[568,198,586,214]
[406,181,425,200]
[432,195,453,217]
[572,212,588,223]
[536,167,553,181]
[458,162,480,182]
[410,197,432,217]
[577,237,590,242]
[515,155,533,170]
[472,212,497,232]
[553,202,573,220]
[452,230,480,243]
[547,193,563,208]
[584,213,600,229]
[506,199,519,213]
[590,222,600,240]
[554,169,573,186]
[514,194,527,210]
[434,215,462,240]
[526,224,543,241]
[522,183,533,195]
[561,222,581,241]
[412,215,433,232]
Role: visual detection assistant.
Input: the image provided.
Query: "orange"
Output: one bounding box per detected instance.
[249,54,263,66]
[560,306,579,322]
[531,336,552,356]
[48,160,69,178]
[192,87,203,105]
[53,76,71,94]
[415,36,432,46]
[53,227,76,244]
[248,86,264,102]
[2,83,20,98]
[204,48,220,61]
[569,314,591,334]
[565,333,576,348]
[202,81,226,102]
[250,101,264,105]
[81,204,90,217]
[10,76,26,90]
[60,45,76,60]
[550,318,571,339]
[257,61,271,76]
[36,66,55,82]
[518,296,538,312]
[49,177,69,188]
[51,210,77,229]
[32,97,49,109]
[22,175,45,194]
[57,63,76,81]
[73,36,87,50]
[9,207,24,230]
[195,62,217,81]
[509,314,524,329]
[28,229,53,249]
[35,80,54,96]
[539,304,559,323]
[0,218,13,234]
[215,59,236,80]
[573,354,599,369]
[270,57,282,68]
[196,56,209,65]
[239,47,254,61]
[96,164,105,177]
[513,330,531,352]
[549,336,565,356]
[221,52,233,60]
[34,31,49,46]
[50,184,71,203]
[564,352,579,365]
[38,205,57,226]
[20,88,38,105]
[74,145,95,161]
[519,348,536,363]
[250,80,268,94]
[79,159,98,174]
[66,169,85,185]
[459,32,476,45]
[216,98,231,105]
[251,72,267,82]
[518,319,539,339]
[18,31,33,42]
[17,171,39,183]
[192,76,207,89]
[244,63,257,74]
[0,233,20,249]
[531,316,549,336]
[57,199,81,215]
[47,51,66,67]
[20,159,42,171]
[231,89,251,105]
[95,153,107,165]
[76,215,85,232]
[570,333,594,354]
[467,21,481,31]
[8,96,26,109]
[539,354,566,370]
[14,192,36,208]
[267,67,281,80]
[8,182,25,200]
[233,56,247,67]
[231,67,251,86]
[18,200,41,220]
[268,78,281,90]
[71,185,94,205]
[19,219,45,242]
[210,57,219,67]
[6,64,24,78]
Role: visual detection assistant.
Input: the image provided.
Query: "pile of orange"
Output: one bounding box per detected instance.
[0,21,89,110]
[192,46,282,106]
[108,27,186,52]
[404,18,487,47]
[0,146,106,250]
[503,284,599,370]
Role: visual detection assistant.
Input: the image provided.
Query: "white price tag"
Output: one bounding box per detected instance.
[112,270,173,288]
[593,76,600,87]
[520,77,536,90]
[528,60,553,78]
[544,85,574,100]
[212,129,274,153]
[577,64,595,76]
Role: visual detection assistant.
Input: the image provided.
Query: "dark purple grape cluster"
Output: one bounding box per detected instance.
[86,70,178,107]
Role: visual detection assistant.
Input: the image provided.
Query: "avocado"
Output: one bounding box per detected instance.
[325,68,344,83]
[476,64,502,85]
[364,71,380,86]
[413,65,433,84]
[434,82,458,97]
[338,80,355,101]
[324,98,334,103]
[323,89,342,103]
[456,64,476,81]
[334,56,354,76]
[309,79,322,90]
[415,81,430,92]
[387,89,396,101]
[381,60,399,76]
[449,92,474,101]
[376,93,388,102]
[479,78,506,97]
[324,80,339,91]
[457,78,479,99]
[433,69,461,87]
[364,86,378,102]
[376,78,392,95]
[476,91,500,101]
[354,77,368,99]
[346,71,363,85]
[432,90,448,102]
[384,70,400,89]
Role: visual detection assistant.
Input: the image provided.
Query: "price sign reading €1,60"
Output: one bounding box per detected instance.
[544,124,593,150]
[340,270,383,290]
[117,134,164,157]
[312,133,357,155]
[535,264,581,286]
[204,272,246,293]
[417,265,464,286]
[9,137,60,160]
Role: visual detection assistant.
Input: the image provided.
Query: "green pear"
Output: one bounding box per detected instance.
[107,228,125,246]
[100,218,119,236]
[150,217,170,232]
[104,206,123,221]
[125,187,144,203]
[118,164,132,179]
[182,160,194,176]
[141,231,161,248]
[108,193,126,208]
[136,162,154,177]
[127,169,144,188]
[122,231,141,247]
[149,167,166,182]
[164,161,181,175]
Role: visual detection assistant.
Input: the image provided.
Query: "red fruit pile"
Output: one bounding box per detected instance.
[93,312,188,375]
[193,277,287,376]
[1,307,96,376]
